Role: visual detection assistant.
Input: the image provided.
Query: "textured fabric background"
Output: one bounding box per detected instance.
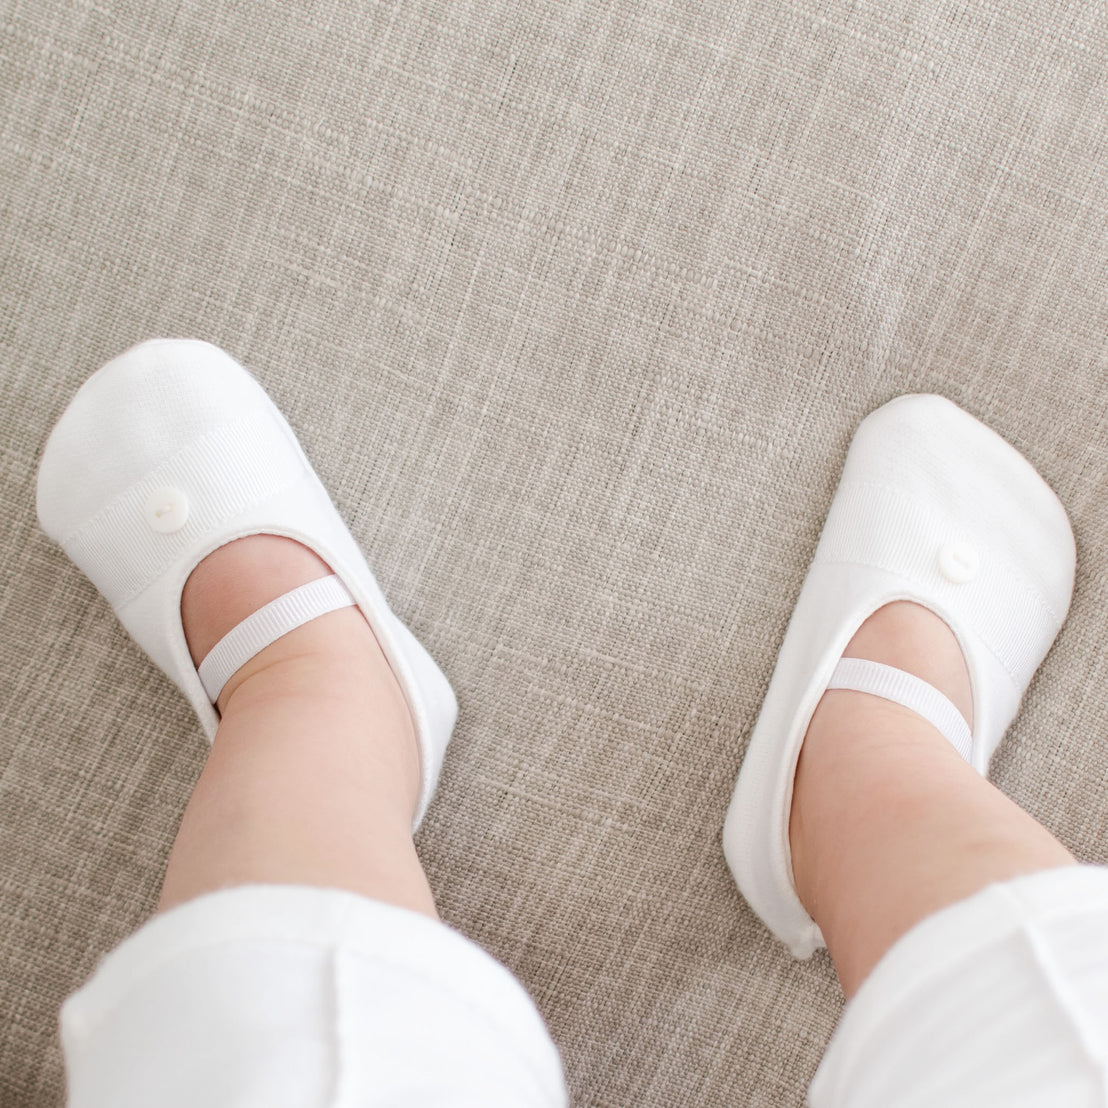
[3,1,1108,1104]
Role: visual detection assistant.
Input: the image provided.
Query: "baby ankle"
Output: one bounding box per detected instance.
[842,601,973,730]
[181,535,333,665]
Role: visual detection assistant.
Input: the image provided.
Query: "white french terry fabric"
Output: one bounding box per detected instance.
[60,886,568,1108]
[60,870,1108,1107]
[811,865,1108,1107]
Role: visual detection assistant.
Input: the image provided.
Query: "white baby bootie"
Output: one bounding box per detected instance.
[37,339,457,828]
[723,394,1076,957]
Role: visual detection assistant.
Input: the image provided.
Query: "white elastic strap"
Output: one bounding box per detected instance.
[827,657,974,764]
[198,574,356,702]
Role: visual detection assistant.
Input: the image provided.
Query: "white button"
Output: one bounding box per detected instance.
[938,540,979,583]
[144,486,189,533]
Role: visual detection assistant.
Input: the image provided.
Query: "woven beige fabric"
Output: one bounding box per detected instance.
[3,0,1108,1103]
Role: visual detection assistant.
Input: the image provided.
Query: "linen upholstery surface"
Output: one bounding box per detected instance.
[3,1,1108,1104]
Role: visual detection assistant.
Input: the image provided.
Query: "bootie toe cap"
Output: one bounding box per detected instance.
[38,339,276,545]
[843,395,1075,620]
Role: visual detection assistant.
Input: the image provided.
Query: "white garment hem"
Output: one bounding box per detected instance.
[61,883,567,1108]
[811,864,1108,1107]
